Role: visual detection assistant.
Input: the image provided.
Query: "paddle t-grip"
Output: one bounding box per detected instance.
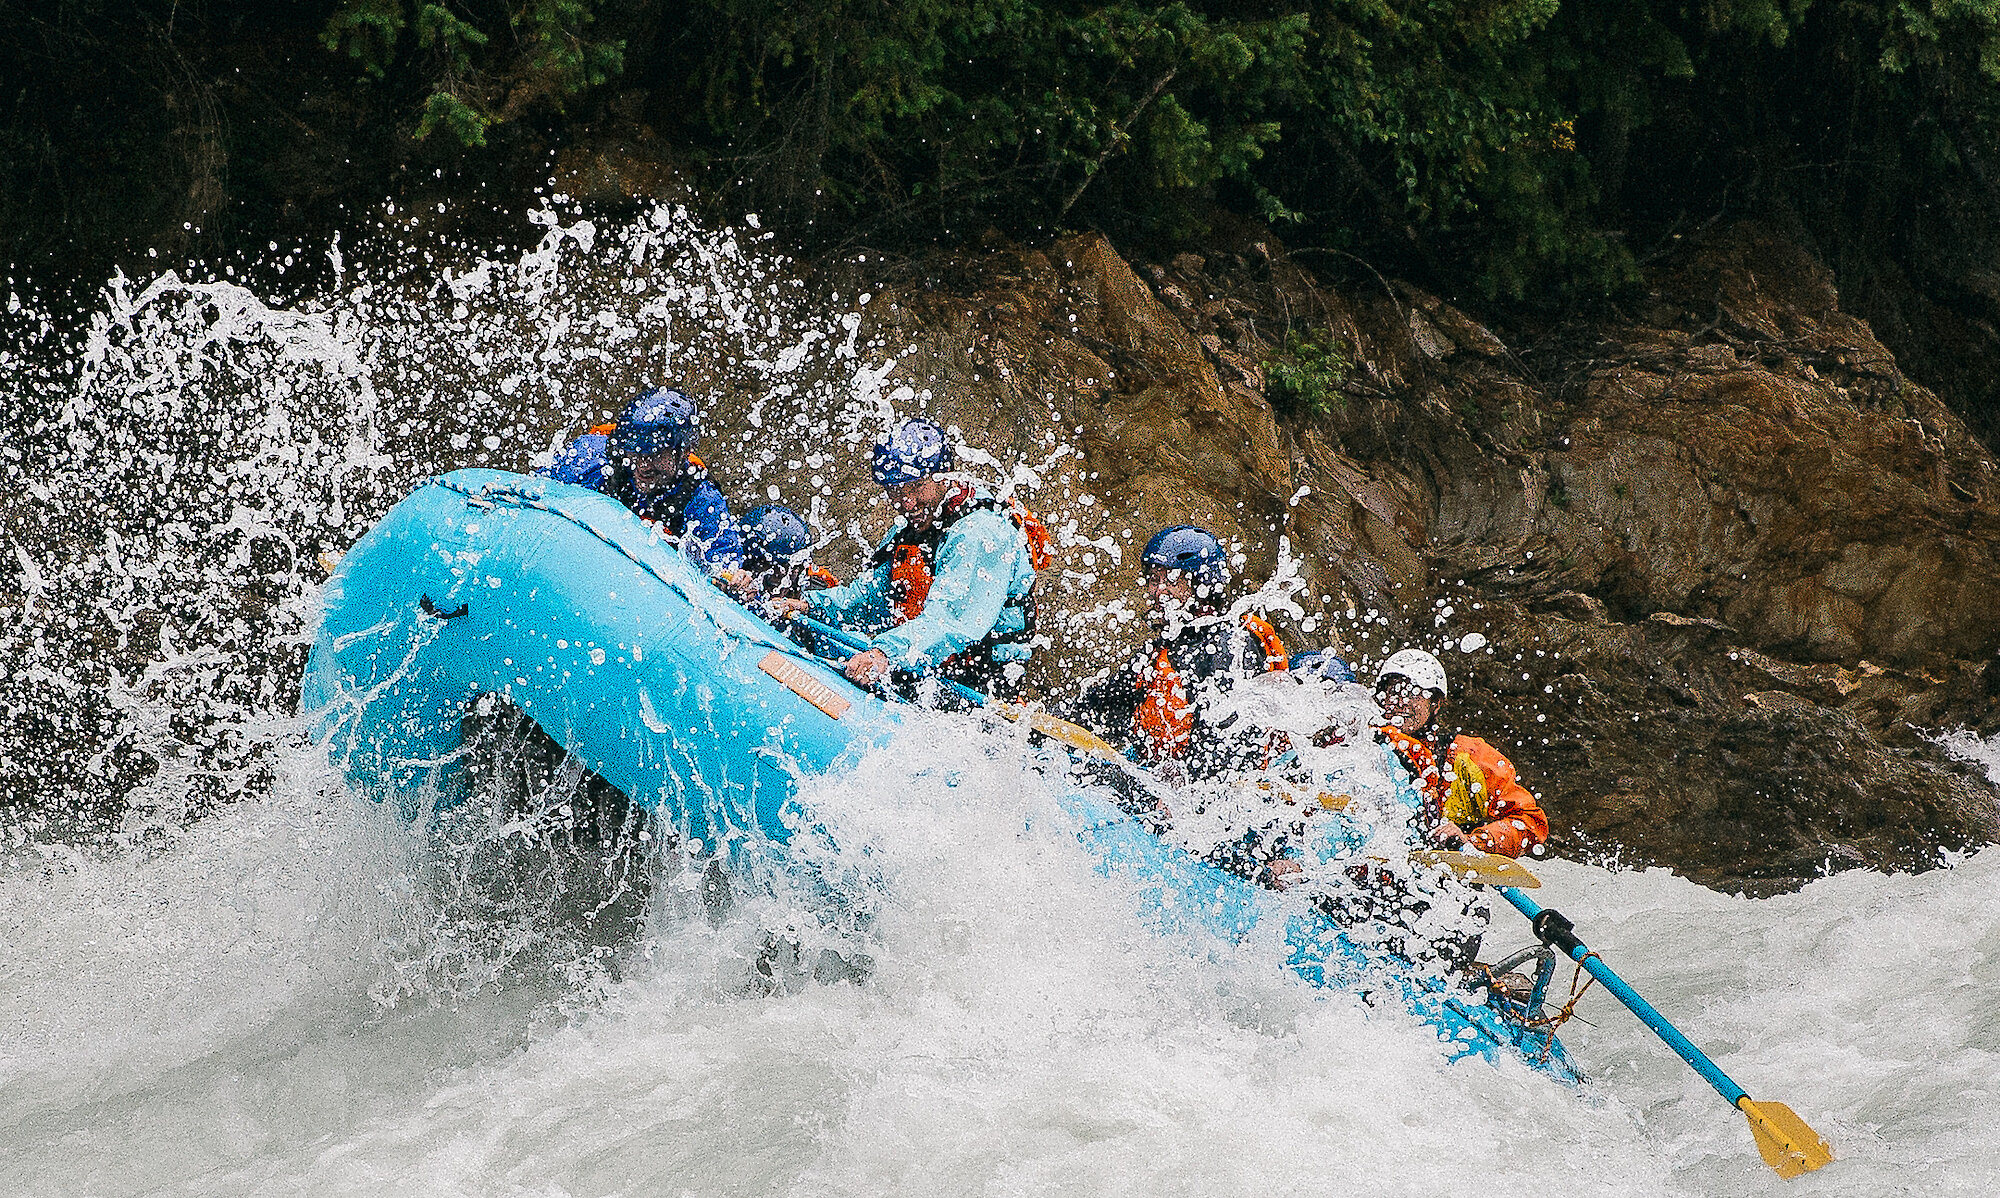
[1532,908,1585,956]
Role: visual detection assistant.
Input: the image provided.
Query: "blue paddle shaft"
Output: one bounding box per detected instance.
[1501,887,1749,1106]
[790,614,991,708]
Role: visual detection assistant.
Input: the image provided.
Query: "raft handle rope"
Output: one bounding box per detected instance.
[1520,952,1601,1038]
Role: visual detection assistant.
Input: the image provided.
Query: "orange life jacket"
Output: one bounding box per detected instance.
[1379,727,1548,857]
[1132,613,1289,764]
[879,489,1047,624]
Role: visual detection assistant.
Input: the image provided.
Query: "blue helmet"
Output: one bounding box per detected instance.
[1141,525,1229,587]
[1289,649,1357,685]
[740,504,812,567]
[870,418,955,486]
[610,387,700,459]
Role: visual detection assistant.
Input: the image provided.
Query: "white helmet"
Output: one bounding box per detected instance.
[1377,648,1448,697]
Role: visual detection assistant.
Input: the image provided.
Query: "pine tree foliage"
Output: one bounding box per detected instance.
[9,0,2000,311]
[322,0,626,144]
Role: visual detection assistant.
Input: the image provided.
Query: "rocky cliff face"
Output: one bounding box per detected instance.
[717,218,2000,895]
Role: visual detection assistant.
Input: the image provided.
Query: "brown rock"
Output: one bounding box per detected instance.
[692,217,2000,893]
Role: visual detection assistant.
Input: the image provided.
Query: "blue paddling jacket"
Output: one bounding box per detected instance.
[541,433,743,571]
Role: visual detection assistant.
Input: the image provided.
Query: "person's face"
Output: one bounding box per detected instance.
[1144,566,1197,628]
[886,476,949,528]
[629,448,689,496]
[1376,676,1437,731]
[755,562,804,599]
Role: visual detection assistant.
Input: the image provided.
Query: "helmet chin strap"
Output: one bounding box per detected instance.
[909,479,973,522]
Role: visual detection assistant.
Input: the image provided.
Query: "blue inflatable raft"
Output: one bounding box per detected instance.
[302,469,1578,1081]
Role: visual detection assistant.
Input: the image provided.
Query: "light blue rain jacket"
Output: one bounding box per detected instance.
[806,492,1036,672]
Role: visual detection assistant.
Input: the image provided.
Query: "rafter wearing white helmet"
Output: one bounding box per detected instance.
[1377,647,1448,698]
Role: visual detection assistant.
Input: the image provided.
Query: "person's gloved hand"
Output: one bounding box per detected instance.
[1430,819,1470,851]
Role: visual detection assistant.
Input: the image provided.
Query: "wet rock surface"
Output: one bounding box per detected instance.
[765,218,2000,894]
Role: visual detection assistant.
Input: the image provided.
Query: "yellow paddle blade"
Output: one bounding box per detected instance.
[1253,784,1350,811]
[993,704,1125,760]
[1736,1097,1834,1179]
[1029,712,1122,758]
[1409,849,1542,889]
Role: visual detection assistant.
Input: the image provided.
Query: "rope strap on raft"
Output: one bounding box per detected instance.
[1522,952,1600,1035]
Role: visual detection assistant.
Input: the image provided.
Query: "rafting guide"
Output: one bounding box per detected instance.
[1371,648,1549,860]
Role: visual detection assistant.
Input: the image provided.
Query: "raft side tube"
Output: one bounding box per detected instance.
[302,468,902,848]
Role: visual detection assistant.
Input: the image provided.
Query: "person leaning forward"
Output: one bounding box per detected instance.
[1059,525,1289,784]
[766,418,1042,697]
[1372,648,1549,859]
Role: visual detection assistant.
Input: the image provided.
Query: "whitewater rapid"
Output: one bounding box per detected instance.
[4,723,1997,1196]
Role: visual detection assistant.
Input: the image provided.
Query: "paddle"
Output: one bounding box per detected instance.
[788,616,1551,887]
[1410,848,1542,888]
[1499,888,1834,1179]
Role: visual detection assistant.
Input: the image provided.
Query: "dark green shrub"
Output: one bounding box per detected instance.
[323,0,626,144]
[1267,327,1351,419]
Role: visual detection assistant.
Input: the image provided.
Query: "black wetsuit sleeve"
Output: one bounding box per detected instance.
[1174,621,1268,780]
[1058,656,1144,744]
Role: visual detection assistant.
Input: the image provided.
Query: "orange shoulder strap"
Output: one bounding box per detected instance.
[888,544,934,623]
[1379,724,1445,804]
[1133,647,1195,764]
[1000,497,1054,571]
[1240,613,1288,672]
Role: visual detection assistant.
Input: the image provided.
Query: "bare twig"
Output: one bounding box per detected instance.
[1057,68,1177,221]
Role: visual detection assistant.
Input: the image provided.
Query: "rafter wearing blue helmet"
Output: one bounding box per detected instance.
[540,386,743,571]
[769,417,1040,698]
[739,503,838,600]
[1059,524,1288,781]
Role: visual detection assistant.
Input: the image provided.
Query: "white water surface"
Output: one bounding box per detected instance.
[3,720,1997,1196]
